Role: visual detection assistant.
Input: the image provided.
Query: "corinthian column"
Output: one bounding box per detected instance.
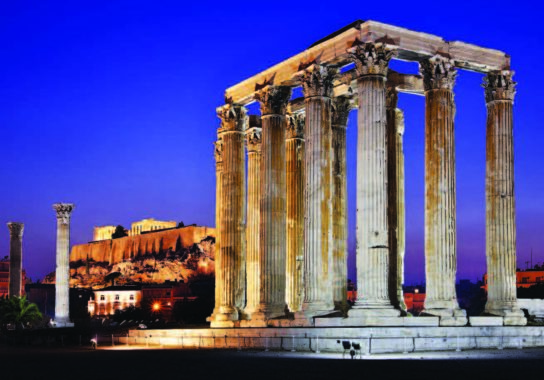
[243,118,262,318]
[483,70,526,325]
[286,112,304,313]
[297,64,336,317]
[331,96,352,309]
[386,88,407,312]
[53,203,75,327]
[348,43,400,319]
[211,103,246,327]
[208,137,223,322]
[7,222,24,297]
[253,85,291,321]
[420,55,466,325]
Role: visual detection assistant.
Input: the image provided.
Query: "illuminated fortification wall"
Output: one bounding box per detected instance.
[71,225,215,265]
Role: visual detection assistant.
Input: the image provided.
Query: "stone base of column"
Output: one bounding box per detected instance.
[422,308,468,326]
[485,304,527,326]
[52,320,74,328]
[348,306,401,318]
[210,320,239,328]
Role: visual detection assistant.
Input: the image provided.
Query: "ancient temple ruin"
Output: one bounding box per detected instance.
[209,20,525,328]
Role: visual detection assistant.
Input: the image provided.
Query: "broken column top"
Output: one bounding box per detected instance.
[225,20,510,105]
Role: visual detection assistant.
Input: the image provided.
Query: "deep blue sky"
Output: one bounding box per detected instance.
[0,1,542,285]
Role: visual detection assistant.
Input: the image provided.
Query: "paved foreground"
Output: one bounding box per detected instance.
[1,345,543,380]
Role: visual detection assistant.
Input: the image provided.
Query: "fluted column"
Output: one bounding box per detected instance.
[7,222,24,297]
[254,85,291,320]
[211,103,246,327]
[386,88,407,312]
[331,96,352,309]
[348,43,400,318]
[483,70,526,325]
[420,55,466,325]
[244,119,262,317]
[208,137,223,322]
[298,64,336,317]
[53,203,74,327]
[286,112,304,313]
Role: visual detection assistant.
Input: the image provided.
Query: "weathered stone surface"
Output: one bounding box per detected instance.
[386,88,406,313]
[483,71,526,326]
[7,222,24,298]
[285,113,304,313]
[53,203,74,327]
[211,103,247,326]
[244,124,262,318]
[420,55,466,326]
[469,316,504,326]
[253,85,291,321]
[348,43,400,320]
[297,64,336,318]
[331,96,351,309]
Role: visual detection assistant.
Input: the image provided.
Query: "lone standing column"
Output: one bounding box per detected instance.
[253,85,291,322]
[53,203,75,327]
[208,137,223,322]
[298,64,336,318]
[420,55,466,326]
[286,112,304,313]
[7,222,24,297]
[243,118,262,319]
[211,104,246,327]
[331,96,352,309]
[386,88,407,312]
[348,43,400,320]
[483,70,526,325]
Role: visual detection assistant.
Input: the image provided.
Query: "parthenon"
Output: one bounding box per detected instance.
[209,20,526,328]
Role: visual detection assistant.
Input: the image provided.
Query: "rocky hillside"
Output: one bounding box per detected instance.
[43,235,215,288]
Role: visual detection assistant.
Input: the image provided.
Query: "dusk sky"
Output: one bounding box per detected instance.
[0,1,542,285]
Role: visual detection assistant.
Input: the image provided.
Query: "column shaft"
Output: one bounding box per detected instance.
[286,114,304,312]
[421,56,466,324]
[331,96,351,308]
[7,223,24,297]
[244,124,262,316]
[213,104,246,326]
[53,203,74,326]
[255,86,291,319]
[299,65,336,316]
[209,138,223,321]
[483,71,525,325]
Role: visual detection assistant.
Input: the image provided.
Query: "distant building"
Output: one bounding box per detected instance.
[88,285,142,316]
[483,269,544,291]
[93,218,178,241]
[0,256,26,297]
[87,281,195,320]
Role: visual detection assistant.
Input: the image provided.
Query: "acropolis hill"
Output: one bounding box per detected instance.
[61,222,215,287]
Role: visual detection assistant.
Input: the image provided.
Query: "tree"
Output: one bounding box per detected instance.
[112,225,128,239]
[0,295,42,329]
[105,271,122,286]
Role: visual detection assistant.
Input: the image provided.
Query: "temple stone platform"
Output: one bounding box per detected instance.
[122,326,544,354]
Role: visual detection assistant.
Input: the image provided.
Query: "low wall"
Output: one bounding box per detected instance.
[121,326,544,354]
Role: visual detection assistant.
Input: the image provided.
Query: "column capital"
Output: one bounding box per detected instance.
[331,95,353,127]
[217,103,247,133]
[53,203,74,225]
[286,113,305,139]
[7,222,24,237]
[386,86,399,109]
[395,108,405,135]
[214,138,223,164]
[298,64,337,98]
[246,127,262,153]
[255,85,291,116]
[420,55,457,91]
[347,42,395,77]
[483,70,516,103]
